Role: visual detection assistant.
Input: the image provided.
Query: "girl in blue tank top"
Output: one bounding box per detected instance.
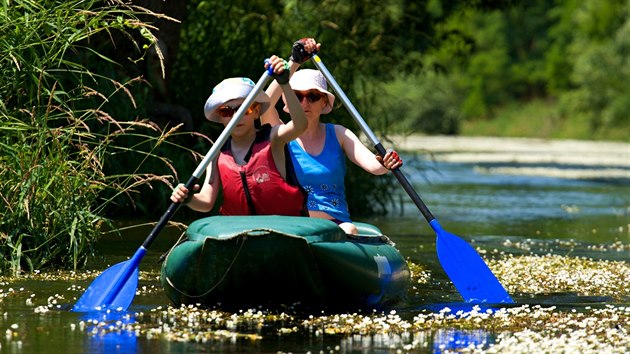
[289,123,350,222]
[261,40,403,235]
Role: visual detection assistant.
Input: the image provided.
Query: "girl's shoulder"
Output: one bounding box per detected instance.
[329,123,354,149]
[331,123,360,140]
[329,123,349,134]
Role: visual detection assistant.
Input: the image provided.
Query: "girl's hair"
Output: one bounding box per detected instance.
[253,102,262,129]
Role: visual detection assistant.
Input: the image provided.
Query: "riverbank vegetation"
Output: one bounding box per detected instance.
[0,0,182,273]
[2,0,627,273]
[373,0,629,141]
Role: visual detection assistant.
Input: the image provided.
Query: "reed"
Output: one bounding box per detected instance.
[0,0,181,274]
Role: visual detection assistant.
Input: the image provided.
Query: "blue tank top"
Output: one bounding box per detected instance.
[288,124,351,222]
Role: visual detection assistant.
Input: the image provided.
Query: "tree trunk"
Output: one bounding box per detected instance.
[135,0,193,130]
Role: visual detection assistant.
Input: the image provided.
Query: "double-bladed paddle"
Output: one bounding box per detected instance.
[310,54,513,304]
[72,68,275,312]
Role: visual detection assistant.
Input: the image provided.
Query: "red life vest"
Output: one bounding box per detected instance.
[217,130,306,216]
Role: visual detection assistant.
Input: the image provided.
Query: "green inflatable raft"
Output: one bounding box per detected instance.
[160,215,410,309]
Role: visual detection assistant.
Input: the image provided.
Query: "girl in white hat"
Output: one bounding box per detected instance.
[171,55,308,216]
[262,40,403,235]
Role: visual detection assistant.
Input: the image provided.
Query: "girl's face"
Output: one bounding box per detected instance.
[216,99,260,137]
[292,90,328,120]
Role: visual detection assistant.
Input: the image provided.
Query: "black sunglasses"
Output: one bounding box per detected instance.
[294,91,324,103]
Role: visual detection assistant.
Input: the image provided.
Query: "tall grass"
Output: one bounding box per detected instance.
[0,0,186,274]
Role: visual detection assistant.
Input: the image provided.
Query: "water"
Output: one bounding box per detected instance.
[390,159,629,241]
[0,154,628,353]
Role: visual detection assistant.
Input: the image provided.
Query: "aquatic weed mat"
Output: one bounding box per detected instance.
[59,249,628,353]
[0,243,627,353]
[5,295,630,353]
[59,304,629,353]
[483,239,630,302]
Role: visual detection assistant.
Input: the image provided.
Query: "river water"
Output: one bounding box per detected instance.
[0,140,628,353]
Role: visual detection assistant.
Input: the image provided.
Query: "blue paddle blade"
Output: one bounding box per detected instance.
[431,219,514,304]
[72,247,147,312]
[72,260,139,312]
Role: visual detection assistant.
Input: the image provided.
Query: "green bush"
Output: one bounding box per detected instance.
[0,0,178,274]
[371,72,463,135]
[558,1,630,138]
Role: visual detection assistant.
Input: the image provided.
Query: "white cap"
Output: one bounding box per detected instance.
[283,69,335,114]
[204,77,270,122]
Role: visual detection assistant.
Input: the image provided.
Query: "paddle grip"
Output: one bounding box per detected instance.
[290,39,317,64]
[265,58,290,84]
[263,59,274,76]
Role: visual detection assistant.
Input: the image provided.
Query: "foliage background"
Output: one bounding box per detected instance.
[170,0,628,217]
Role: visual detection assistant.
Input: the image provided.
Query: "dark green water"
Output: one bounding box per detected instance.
[0,158,627,353]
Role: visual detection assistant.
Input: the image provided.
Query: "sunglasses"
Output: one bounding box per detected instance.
[216,104,256,118]
[294,91,324,103]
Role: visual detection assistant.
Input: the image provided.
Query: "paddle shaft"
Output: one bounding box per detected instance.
[142,71,273,251]
[311,55,435,223]
[310,54,514,304]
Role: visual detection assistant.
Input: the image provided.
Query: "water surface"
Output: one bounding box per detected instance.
[0,152,628,353]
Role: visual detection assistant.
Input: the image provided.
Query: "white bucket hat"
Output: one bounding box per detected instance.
[204,77,270,122]
[283,69,335,114]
